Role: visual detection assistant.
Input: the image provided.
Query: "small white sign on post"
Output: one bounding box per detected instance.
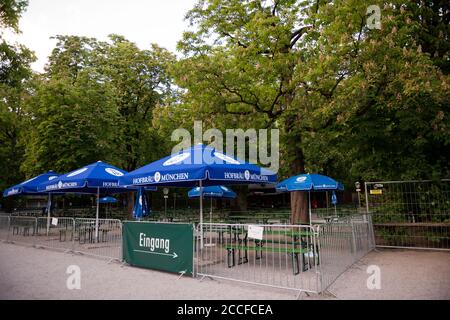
[248,225,264,240]
[51,218,58,226]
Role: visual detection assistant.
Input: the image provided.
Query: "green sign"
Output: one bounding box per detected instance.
[123,222,194,275]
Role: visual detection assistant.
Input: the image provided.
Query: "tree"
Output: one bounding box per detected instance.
[21,36,117,175]
[0,0,28,32]
[22,74,118,175]
[94,35,176,171]
[20,35,177,216]
[172,0,449,222]
[93,35,177,215]
[301,1,450,183]
[22,35,177,174]
[0,0,35,206]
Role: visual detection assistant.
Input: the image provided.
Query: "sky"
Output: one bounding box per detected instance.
[4,0,198,72]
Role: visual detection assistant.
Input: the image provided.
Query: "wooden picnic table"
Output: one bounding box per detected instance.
[222,226,320,275]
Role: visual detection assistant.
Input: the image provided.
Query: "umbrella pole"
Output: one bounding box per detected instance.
[95,187,99,242]
[46,193,52,236]
[199,180,204,249]
[308,191,312,225]
[210,197,213,245]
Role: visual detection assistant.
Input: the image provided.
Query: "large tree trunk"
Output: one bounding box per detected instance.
[126,192,135,219]
[290,191,308,224]
[232,185,248,212]
[289,156,309,224]
[285,116,309,224]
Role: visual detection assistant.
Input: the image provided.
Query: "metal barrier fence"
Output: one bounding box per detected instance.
[195,223,321,293]
[0,216,122,261]
[2,215,373,294]
[72,218,122,261]
[34,217,75,252]
[317,215,374,291]
[8,216,37,246]
[195,214,374,294]
[365,180,450,250]
[0,216,9,241]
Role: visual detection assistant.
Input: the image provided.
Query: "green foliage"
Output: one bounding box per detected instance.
[1,1,449,217]
[171,0,450,185]
[20,35,176,176]
[94,35,177,170]
[0,0,35,196]
[21,74,118,175]
[0,0,28,32]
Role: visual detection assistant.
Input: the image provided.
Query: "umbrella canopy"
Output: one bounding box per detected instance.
[3,171,60,197]
[120,144,276,248]
[97,196,118,204]
[36,161,155,242]
[119,144,277,187]
[276,173,344,224]
[37,161,156,194]
[3,171,60,237]
[133,187,151,219]
[188,185,237,199]
[276,173,344,192]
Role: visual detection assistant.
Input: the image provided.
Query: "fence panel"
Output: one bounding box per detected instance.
[0,216,9,241]
[195,223,321,294]
[8,216,37,246]
[72,218,122,261]
[34,217,75,252]
[365,180,450,250]
[318,214,374,291]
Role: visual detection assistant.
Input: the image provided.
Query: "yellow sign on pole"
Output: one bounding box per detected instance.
[370,189,382,195]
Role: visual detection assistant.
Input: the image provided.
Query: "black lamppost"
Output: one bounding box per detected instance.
[355,181,361,209]
[163,188,169,221]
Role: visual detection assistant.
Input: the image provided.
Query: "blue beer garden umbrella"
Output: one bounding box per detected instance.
[188,185,237,225]
[276,173,344,224]
[3,171,61,235]
[120,144,277,247]
[133,187,151,220]
[188,185,237,199]
[97,196,118,204]
[37,161,156,241]
[3,171,60,197]
[97,197,118,219]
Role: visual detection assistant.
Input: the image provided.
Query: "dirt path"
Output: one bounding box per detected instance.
[0,243,449,299]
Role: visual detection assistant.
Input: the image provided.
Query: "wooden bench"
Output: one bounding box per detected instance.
[223,227,320,275]
[224,243,311,275]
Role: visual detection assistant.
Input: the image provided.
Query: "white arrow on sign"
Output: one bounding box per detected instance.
[134,249,178,259]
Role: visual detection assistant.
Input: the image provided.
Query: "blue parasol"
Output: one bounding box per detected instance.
[120,144,276,248]
[133,187,151,220]
[276,173,344,224]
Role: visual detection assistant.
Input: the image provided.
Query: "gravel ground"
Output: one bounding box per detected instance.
[0,242,449,300]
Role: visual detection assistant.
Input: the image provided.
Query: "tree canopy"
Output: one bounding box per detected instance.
[0,1,449,219]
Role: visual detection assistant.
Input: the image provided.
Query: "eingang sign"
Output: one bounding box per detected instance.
[122,222,194,275]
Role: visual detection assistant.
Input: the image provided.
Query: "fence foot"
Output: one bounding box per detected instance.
[320,290,337,299]
[295,291,310,300]
[177,270,187,280]
[107,258,121,264]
